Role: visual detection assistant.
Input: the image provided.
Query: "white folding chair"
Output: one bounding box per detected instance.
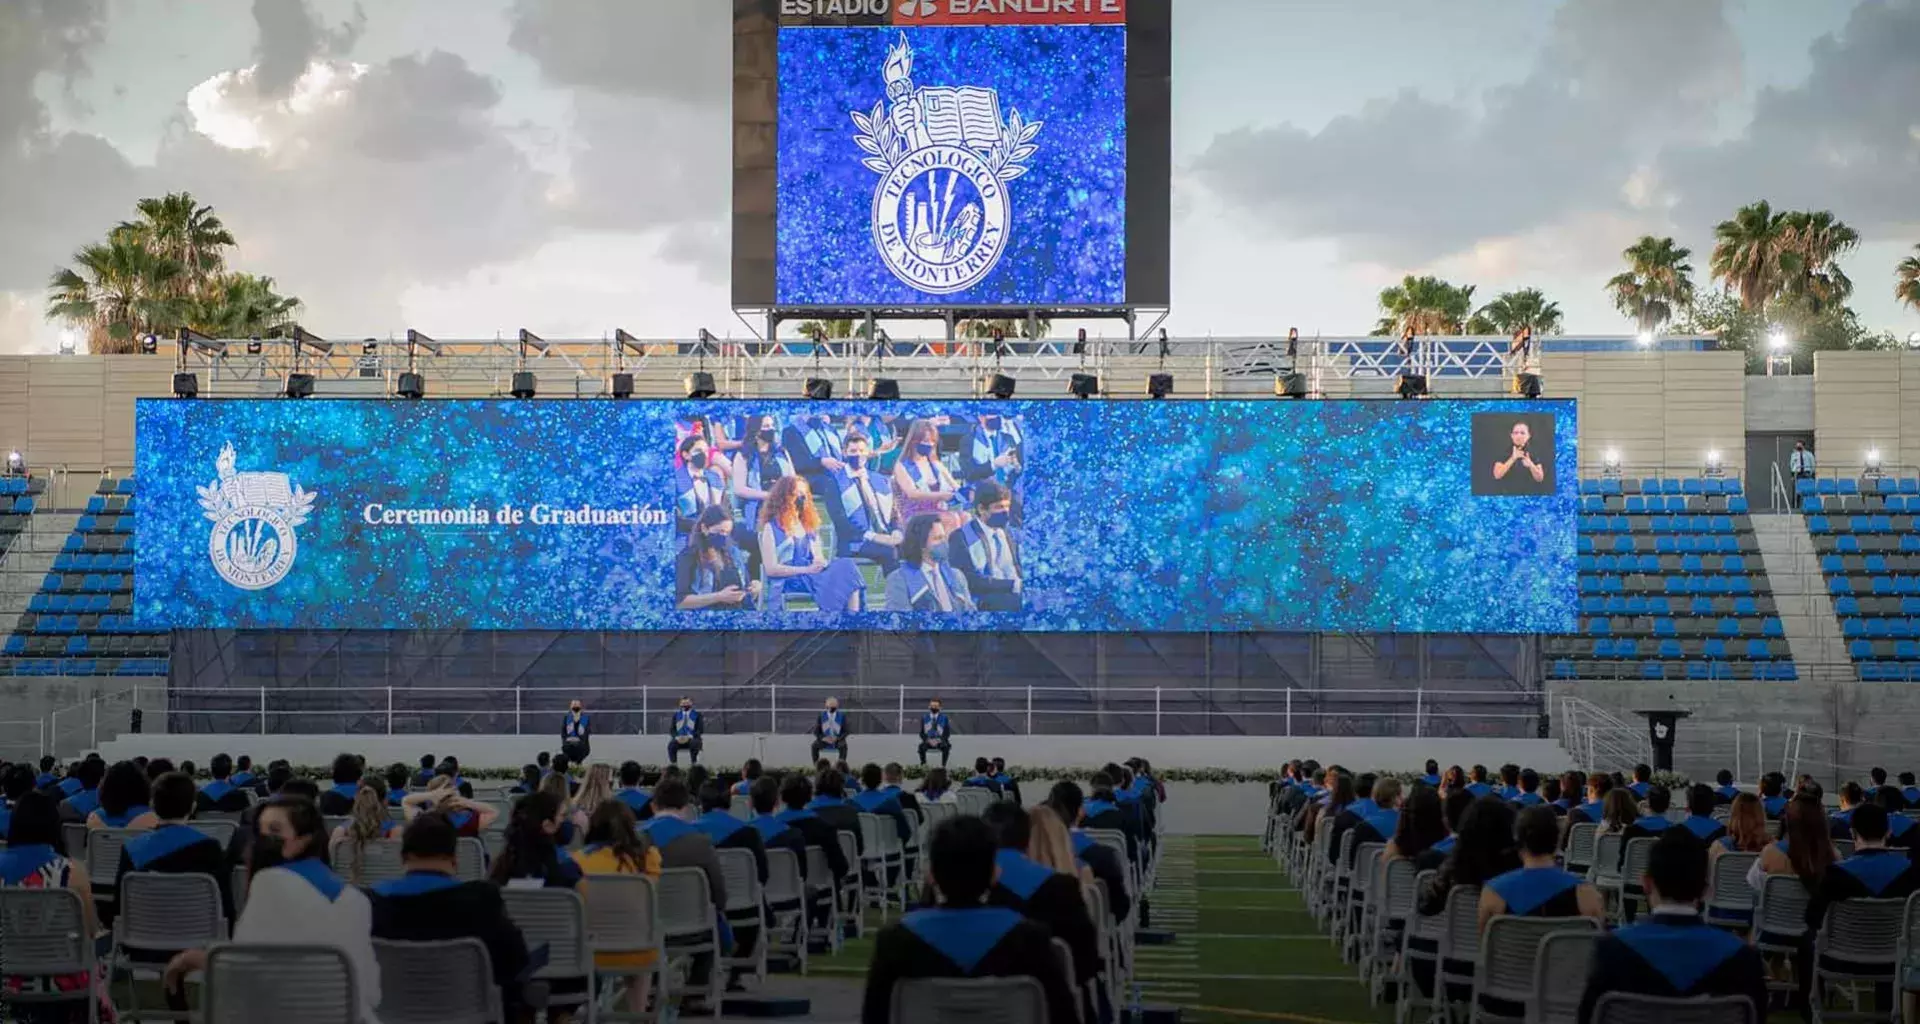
[1082,881,1119,1016]
[1811,898,1905,1024]
[186,819,238,847]
[84,827,138,910]
[1435,885,1484,1020]
[1619,837,1657,919]
[856,813,891,914]
[372,937,503,1024]
[0,887,100,1024]
[659,866,723,1009]
[330,836,406,886]
[1563,823,1598,875]
[1470,915,1599,1024]
[578,873,667,1023]
[1368,858,1418,1006]
[1754,874,1812,1000]
[764,848,810,974]
[1393,871,1445,1024]
[455,836,488,881]
[201,943,358,1024]
[502,887,597,1022]
[1588,834,1624,919]
[114,871,229,1021]
[889,976,1048,1024]
[805,846,844,954]
[716,848,768,986]
[1342,842,1386,966]
[1591,992,1755,1024]
[1533,930,1603,1024]
[1705,852,1760,928]
[836,831,865,938]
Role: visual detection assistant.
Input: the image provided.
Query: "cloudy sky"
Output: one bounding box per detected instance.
[1,0,1917,352]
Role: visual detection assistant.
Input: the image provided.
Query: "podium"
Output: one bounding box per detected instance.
[1634,709,1691,772]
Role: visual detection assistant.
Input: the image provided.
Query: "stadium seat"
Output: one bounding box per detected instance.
[1830,577,1853,596]
[1849,639,1875,661]
[1818,479,1839,495]
[1745,639,1770,660]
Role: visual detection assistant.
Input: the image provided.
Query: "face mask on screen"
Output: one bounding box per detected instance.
[927,545,950,563]
[985,416,1000,429]
[707,531,732,549]
[986,510,1011,529]
[849,455,868,471]
[689,451,709,470]
[916,442,935,456]
[759,429,776,443]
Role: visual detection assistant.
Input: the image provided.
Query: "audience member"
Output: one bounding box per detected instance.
[1479,806,1604,929]
[1046,780,1132,925]
[643,777,730,1012]
[489,790,583,890]
[195,753,251,814]
[118,772,236,930]
[89,759,157,830]
[1386,785,1448,865]
[1678,784,1727,844]
[318,752,364,816]
[1411,798,1520,1001]
[58,755,107,823]
[334,776,403,882]
[980,802,1101,998]
[570,802,663,1017]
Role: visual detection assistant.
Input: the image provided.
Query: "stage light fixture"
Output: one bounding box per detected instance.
[1768,328,1790,352]
[396,372,426,399]
[1636,330,1654,347]
[1068,373,1100,399]
[1147,372,1173,399]
[1517,373,1543,399]
[1704,449,1723,475]
[1604,449,1622,471]
[804,377,834,400]
[172,372,199,399]
[984,373,1017,399]
[1073,328,1088,355]
[686,371,718,399]
[139,333,158,355]
[284,373,315,399]
[608,372,635,399]
[1866,449,1884,473]
[1908,331,1920,349]
[246,336,263,355]
[868,377,901,400]
[1397,374,1429,399]
[5,451,22,475]
[57,329,76,356]
[362,339,379,356]
[510,371,537,399]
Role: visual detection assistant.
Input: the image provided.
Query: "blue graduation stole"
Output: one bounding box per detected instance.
[389,789,407,807]
[675,466,728,522]
[968,421,1021,484]
[963,775,994,789]
[819,711,845,740]
[740,448,794,524]
[1616,917,1747,992]
[616,788,651,813]
[897,563,966,611]
[1465,783,1492,798]
[280,858,347,902]
[1070,831,1096,861]
[922,713,949,739]
[793,417,842,463]
[831,466,893,537]
[1513,792,1544,807]
[447,810,476,832]
[100,804,150,827]
[201,780,234,802]
[1905,787,1920,805]
[993,849,1055,902]
[0,844,60,885]
[642,815,698,846]
[674,710,700,739]
[58,777,83,797]
[731,780,752,796]
[1632,814,1672,832]
[127,824,212,869]
[773,808,816,826]
[231,772,255,788]
[902,906,1025,973]
[1420,774,1442,787]
[35,773,54,789]
[372,870,464,898]
[1362,808,1400,838]
[1084,798,1118,819]
[1431,836,1457,854]
[563,713,589,739]
[1890,816,1917,838]
[957,520,1015,581]
[1552,798,1574,812]
[1628,782,1650,798]
[1487,866,1582,915]
[1682,816,1724,840]
[1763,796,1788,817]
[1347,798,1378,818]
[750,816,793,842]
[328,782,359,802]
[1835,850,1913,895]
[67,789,100,817]
[1715,785,1740,801]
[852,790,897,814]
[695,811,747,844]
[806,795,848,811]
[1576,800,1604,821]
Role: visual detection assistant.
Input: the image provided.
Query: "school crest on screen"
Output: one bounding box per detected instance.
[851,32,1042,295]
[196,441,316,590]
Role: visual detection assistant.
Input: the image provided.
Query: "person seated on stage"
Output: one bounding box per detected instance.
[880,763,920,815]
[732,759,762,799]
[884,513,976,613]
[822,428,904,573]
[806,769,865,855]
[961,758,1002,796]
[812,697,851,764]
[917,699,954,768]
[194,753,252,815]
[317,752,364,816]
[1479,806,1605,930]
[668,697,706,765]
[116,772,237,936]
[852,764,914,844]
[1046,780,1132,924]
[760,475,865,612]
[989,757,1021,806]
[1678,784,1727,844]
[643,778,731,1012]
[677,505,760,611]
[862,815,1078,1024]
[981,802,1101,1002]
[948,480,1022,612]
[559,699,592,762]
[615,760,653,819]
[370,811,535,1019]
[88,759,157,831]
[490,790,583,891]
[1576,831,1767,1024]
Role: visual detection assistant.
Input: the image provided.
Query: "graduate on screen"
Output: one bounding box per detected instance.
[948,480,1022,612]
[783,410,846,498]
[676,506,760,611]
[821,429,904,573]
[885,513,976,613]
[758,475,866,612]
[674,434,733,543]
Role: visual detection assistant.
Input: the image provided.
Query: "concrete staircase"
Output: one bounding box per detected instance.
[0,511,80,639]
[1750,512,1852,673]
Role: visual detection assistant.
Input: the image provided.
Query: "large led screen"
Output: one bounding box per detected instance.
[775,24,1126,305]
[134,399,1577,633]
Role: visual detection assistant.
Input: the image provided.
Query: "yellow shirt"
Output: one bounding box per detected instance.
[570,844,664,968]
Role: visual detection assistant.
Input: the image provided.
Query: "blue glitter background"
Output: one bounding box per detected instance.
[775,25,1127,306]
[134,399,1575,633]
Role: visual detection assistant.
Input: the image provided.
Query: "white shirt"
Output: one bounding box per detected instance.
[1790,449,1813,474]
[235,865,382,1023]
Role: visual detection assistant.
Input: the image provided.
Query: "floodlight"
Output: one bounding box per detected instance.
[1768,328,1789,352]
[284,373,315,399]
[1604,449,1622,471]
[58,329,76,356]
[1636,330,1654,347]
[1866,449,1883,471]
[686,372,718,399]
[172,373,199,399]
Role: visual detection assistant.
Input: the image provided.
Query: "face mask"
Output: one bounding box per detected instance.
[929,706,940,714]
[984,416,1000,429]
[813,415,829,428]
[848,455,868,471]
[680,705,692,713]
[759,429,776,443]
[706,532,732,549]
[796,494,810,509]
[250,834,290,873]
[689,451,709,470]
[927,545,950,563]
[985,510,1011,529]
[915,442,935,456]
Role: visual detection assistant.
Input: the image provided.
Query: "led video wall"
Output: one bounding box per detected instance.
[134,399,1577,633]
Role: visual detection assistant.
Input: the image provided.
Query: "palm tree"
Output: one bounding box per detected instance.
[1776,210,1859,312]
[1711,201,1789,311]
[115,192,234,298]
[958,317,1051,339]
[795,319,857,340]
[1474,289,1564,336]
[1606,236,1696,332]
[1898,245,1920,314]
[183,273,302,338]
[1373,276,1476,335]
[45,236,185,353]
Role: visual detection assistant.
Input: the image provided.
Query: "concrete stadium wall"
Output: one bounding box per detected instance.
[1540,350,1748,478]
[0,355,175,473]
[1813,351,1920,478]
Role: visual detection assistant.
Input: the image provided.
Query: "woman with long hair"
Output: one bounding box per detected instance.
[569,764,614,833]
[890,418,960,522]
[884,512,976,613]
[1755,794,1837,886]
[1027,805,1092,885]
[677,504,760,610]
[1409,798,1520,1000]
[758,474,864,612]
[1311,773,1357,845]
[88,760,157,830]
[1439,765,1467,796]
[537,771,578,846]
[332,777,400,882]
[572,802,663,1017]
[919,767,956,804]
[1387,786,1449,863]
[2,792,113,1021]
[491,791,583,889]
[674,433,734,545]
[1717,793,1770,856]
[732,413,794,532]
[1599,788,1639,835]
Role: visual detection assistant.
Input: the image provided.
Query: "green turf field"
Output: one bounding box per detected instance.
[806,834,1395,1024]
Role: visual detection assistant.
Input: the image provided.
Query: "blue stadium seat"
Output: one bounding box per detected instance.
[84,496,104,513]
[1838,535,1862,554]
[1682,478,1704,495]
[1850,639,1875,660]
[1805,496,1825,513]
[1616,639,1639,658]
[3,636,22,655]
[1577,555,1596,572]
[1902,478,1920,495]
[1898,641,1920,661]
[1874,577,1896,596]
[1835,596,1861,616]
[1624,595,1648,615]
[1817,479,1839,495]
[1867,619,1890,638]
[1710,516,1733,533]
[1640,478,1660,495]
[1866,554,1889,574]
[1613,536,1634,554]
[1582,496,1605,512]
[1903,535,1920,554]
[1892,619,1917,639]
[1653,617,1676,637]
[1899,577,1920,596]
[1746,639,1771,660]
[17,496,34,514]
[1647,596,1672,616]
[1704,638,1727,659]
[1725,555,1747,574]
[1871,515,1894,533]
[1797,478,1816,497]
[1601,576,1624,594]
[1690,596,1714,616]
[1581,480,1601,494]
[1657,638,1683,659]
[1717,617,1739,637]
[1839,479,1859,496]
[1655,536,1677,554]
[1577,537,1595,555]
[1551,659,1575,679]
[1593,639,1616,658]
[1850,516,1871,533]
[1831,577,1854,597]
[116,478,135,494]
[1845,619,1867,639]
[1661,480,1682,495]
[1587,617,1611,636]
[1664,496,1687,513]
[1681,554,1704,574]
[1640,661,1664,679]
[1579,575,1599,594]
[1734,596,1758,616]
[1809,516,1831,534]
[1876,477,1898,494]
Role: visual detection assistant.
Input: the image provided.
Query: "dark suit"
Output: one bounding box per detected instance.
[1083,797,1143,868]
[317,782,361,816]
[948,519,1022,612]
[990,850,1100,991]
[668,709,705,764]
[369,870,533,1013]
[115,824,235,940]
[1576,912,1768,1024]
[811,710,850,764]
[862,907,1078,1024]
[1071,830,1133,924]
[193,779,251,815]
[820,465,901,573]
[917,713,954,767]
[560,711,591,762]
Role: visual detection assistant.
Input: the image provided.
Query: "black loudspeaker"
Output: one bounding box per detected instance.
[1068,373,1100,398]
[608,372,634,399]
[1518,373,1543,398]
[1147,372,1174,399]
[868,377,901,400]
[1275,372,1308,399]
[984,373,1017,399]
[509,371,537,398]
[804,377,834,400]
[1397,374,1428,399]
[284,373,315,399]
[396,371,425,399]
[172,372,199,399]
[686,371,718,399]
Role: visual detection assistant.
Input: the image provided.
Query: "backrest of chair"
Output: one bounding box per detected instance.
[1621,837,1657,883]
[61,822,88,862]
[454,837,486,881]
[1049,937,1075,994]
[1405,870,1445,940]
[0,887,91,977]
[1592,992,1754,1024]
[1352,843,1386,895]
[858,813,886,854]
[187,819,238,847]
[1481,915,1598,995]
[1334,830,1359,874]
[1590,835,1622,880]
[1084,828,1127,867]
[1820,898,1906,964]
[1709,853,1759,909]
[203,943,358,1024]
[765,847,805,904]
[837,831,860,876]
[889,975,1048,1024]
[1380,858,1419,922]
[658,866,717,940]
[1534,930,1604,1024]
[86,827,135,885]
[120,871,226,948]
[1565,823,1598,865]
[955,789,995,817]
[805,846,834,889]
[1757,874,1811,939]
[1437,884,1482,962]
[580,873,661,956]
[372,937,499,1024]
[501,887,590,978]
[717,847,763,911]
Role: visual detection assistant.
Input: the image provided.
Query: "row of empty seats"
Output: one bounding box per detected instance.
[1796,476,1920,497]
[1578,574,1764,595]
[0,476,167,677]
[1804,483,1920,679]
[1578,535,1752,555]
[1580,477,1743,496]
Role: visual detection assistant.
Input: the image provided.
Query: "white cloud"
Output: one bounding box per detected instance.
[186,60,368,153]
